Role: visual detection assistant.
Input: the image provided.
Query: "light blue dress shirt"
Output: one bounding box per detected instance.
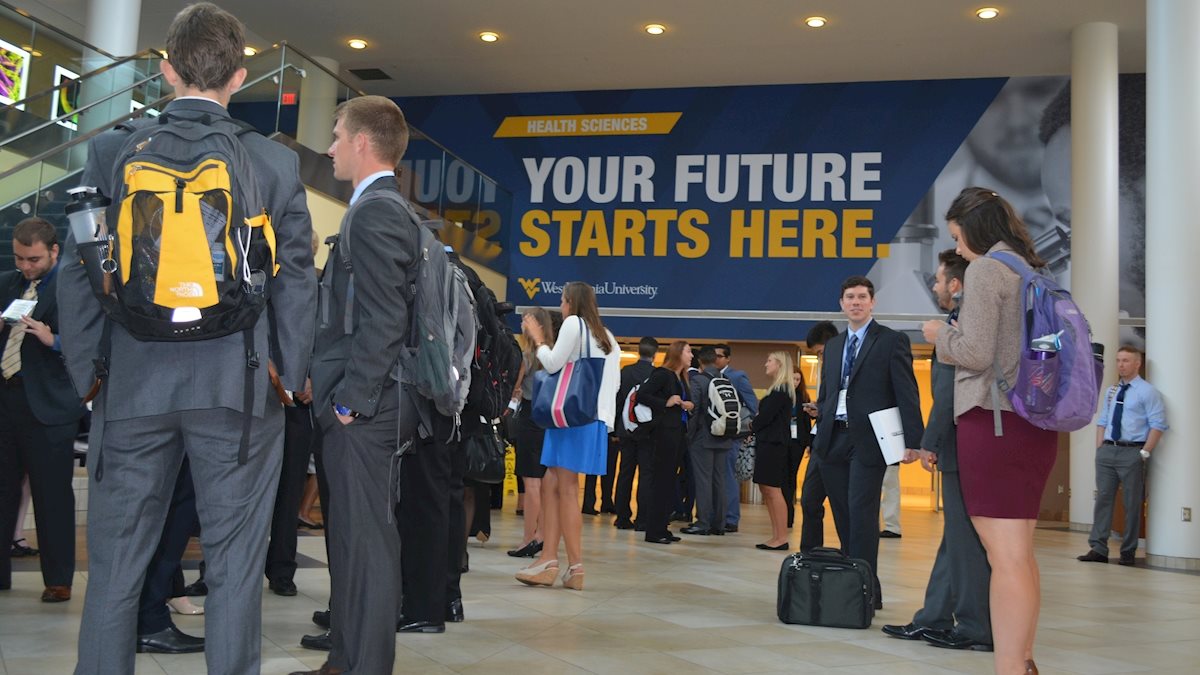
[1096,375,1169,442]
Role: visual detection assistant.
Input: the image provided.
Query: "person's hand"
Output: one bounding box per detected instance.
[921,319,944,343]
[901,448,920,464]
[336,411,354,425]
[919,449,937,472]
[522,314,544,345]
[681,400,695,412]
[18,316,53,347]
[295,377,313,405]
[666,395,682,407]
[802,402,818,415]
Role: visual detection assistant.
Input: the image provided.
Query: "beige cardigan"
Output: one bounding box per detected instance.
[935,242,1025,420]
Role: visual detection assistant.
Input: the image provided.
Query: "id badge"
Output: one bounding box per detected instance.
[836,389,848,416]
[790,421,798,440]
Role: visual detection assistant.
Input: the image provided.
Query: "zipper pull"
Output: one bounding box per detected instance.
[175,178,185,213]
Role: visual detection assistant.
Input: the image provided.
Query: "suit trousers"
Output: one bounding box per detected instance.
[723,443,741,526]
[613,435,648,524]
[446,437,466,606]
[798,453,827,552]
[673,438,694,518]
[75,404,284,675]
[644,427,682,540]
[266,403,315,583]
[0,382,77,589]
[582,435,618,510]
[817,428,886,603]
[1089,443,1146,556]
[398,411,454,623]
[323,385,403,675]
[783,440,804,527]
[689,442,729,532]
[912,468,992,643]
[138,458,198,635]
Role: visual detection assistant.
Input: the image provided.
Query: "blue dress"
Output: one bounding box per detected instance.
[541,420,609,475]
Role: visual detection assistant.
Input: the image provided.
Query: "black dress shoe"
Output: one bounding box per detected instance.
[680,525,710,535]
[634,522,646,532]
[446,598,464,623]
[669,512,691,523]
[755,543,789,550]
[723,524,738,533]
[269,579,298,596]
[881,622,934,640]
[1118,552,1136,566]
[300,630,331,651]
[397,620,446,633]
[645,535,673,544]
[710,529,725,536]
[312,609,330,629]
[137,625,205,654]
[1077,550,1109,563]
[506,540,541,557]
[614,519,635,529]
[601,504,617,514]
[879,530,902,539]
[581,506,599,515]
[183,579,208,597]
[11,539,38,557]
[669,535,681,542]
[923,629,993,651]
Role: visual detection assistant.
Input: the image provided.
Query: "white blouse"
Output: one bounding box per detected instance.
[535,315,621,431]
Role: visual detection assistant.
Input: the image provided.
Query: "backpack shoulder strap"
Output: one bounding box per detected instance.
[338,188,411,269]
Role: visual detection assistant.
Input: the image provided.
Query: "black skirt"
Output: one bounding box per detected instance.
[753,439,788,488]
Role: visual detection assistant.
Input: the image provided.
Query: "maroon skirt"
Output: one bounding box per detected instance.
[956,407,1057,519]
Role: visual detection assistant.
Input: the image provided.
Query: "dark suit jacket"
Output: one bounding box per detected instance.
[311,176,419,421]
[58,98,316,420]
[635,366,685,432]
[811,320,923,467]
[615,358,655,438]
[921,356,958,473]
[0,268,84,426]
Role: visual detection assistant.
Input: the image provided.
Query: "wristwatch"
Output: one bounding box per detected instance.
[333,403,359,418]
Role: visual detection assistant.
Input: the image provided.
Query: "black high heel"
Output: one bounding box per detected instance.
[507,540,543,557]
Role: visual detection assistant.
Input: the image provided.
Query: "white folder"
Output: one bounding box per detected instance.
[868,407,907,464]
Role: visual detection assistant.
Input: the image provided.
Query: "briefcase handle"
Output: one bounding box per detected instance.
[806,547,848,559]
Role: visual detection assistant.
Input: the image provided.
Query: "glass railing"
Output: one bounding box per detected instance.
[0,0,120,105]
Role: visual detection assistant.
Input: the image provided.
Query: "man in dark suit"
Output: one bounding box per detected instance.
[59,6,316,673]
[811,276,923,609]
[0,218,85,603]
[613,336,658,529]
[798,320,837,550]
[303,95,419,675]
[883,250,992,650]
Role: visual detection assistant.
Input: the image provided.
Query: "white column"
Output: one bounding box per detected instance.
[78,0,143,133]
[1067,23,1120,533]
[296,56,341,154]
[1145,0,1200,569]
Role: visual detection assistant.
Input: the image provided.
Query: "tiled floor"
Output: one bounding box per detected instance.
[2,498,1199,674]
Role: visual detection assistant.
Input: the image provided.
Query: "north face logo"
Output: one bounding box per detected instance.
[518,277,540,299]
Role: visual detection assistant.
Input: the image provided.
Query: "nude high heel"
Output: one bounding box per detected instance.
[1025,660,1038,675]
[562,563,584,590]
[515,559,558,587]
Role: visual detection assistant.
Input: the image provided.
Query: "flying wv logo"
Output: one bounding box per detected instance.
[518,277,541,300]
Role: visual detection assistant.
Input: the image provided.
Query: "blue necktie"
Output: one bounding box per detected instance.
[1110,383,1130,441]
[842,334,859,387]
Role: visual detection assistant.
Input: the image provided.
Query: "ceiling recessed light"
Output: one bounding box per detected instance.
[975,7,1000,20]
[347,38,368,50]
[479,31,500,43]
[243,46,257,56]
[805,16,827,28]
[644,23,666,36]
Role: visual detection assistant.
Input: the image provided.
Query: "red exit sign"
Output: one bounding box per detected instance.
[281,92,297,105]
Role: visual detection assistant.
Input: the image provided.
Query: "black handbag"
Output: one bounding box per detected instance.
[777,547,875,629]
[463,423,506,483]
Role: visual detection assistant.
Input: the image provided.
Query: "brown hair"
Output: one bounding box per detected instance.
[840,275,874,299]
[562,281,613,354]
[937,248,968,285]
[945,187,1046,267]
[334,96,410,167]
[1117,345,1143,360]
[14,217,58,248]
[662,340,689,374]
[165,3,245,91]
[792,366,811,404]
[522,307,556,371]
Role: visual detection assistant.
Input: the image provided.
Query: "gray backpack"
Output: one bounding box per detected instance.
[336,191,476,428]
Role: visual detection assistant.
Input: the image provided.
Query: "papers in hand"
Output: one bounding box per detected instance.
[868,407,907,464]
[2,299,36,324]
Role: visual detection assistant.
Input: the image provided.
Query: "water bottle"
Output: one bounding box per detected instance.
[64,186,115,295]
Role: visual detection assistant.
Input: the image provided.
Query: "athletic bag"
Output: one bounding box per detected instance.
[620,378,653,433]
[708,375,750,438]
[777,547,874,629]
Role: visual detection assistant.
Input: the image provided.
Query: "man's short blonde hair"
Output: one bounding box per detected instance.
[334,96,409,166]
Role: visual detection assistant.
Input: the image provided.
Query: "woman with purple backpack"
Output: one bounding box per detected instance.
[922,187,1055,675]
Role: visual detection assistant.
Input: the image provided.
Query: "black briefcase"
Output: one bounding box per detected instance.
[776,547,875,629]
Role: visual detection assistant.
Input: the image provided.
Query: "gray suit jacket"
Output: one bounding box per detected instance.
[58,98,316,421]
[921,356,958,473]
[311,177,419,423]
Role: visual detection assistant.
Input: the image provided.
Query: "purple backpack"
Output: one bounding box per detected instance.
[987,252,1104,434]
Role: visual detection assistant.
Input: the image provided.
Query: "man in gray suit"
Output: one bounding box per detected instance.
[59,5,316,674]
[681,347,737,536]
[882,249,992,651]
[298,95,419,675]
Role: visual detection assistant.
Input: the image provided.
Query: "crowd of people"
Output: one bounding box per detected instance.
[0,5,1169,675]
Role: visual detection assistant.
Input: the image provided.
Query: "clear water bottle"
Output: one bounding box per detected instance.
[64,186,110,243]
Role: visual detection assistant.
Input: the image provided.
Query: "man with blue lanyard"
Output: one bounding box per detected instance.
[1078,346,1167,567]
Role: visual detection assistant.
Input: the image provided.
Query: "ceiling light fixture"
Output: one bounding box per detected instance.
[479,31,500,43]
[347,38,368,50]
[804,16,827,28]
[243,46,257,56]
[644,23,666,36]
[975,7,1000,20]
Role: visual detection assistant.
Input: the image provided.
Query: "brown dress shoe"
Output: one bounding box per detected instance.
[288,664,342,675]
[41,585,71,602]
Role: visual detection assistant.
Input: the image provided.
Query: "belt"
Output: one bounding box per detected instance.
[1,374,22,387]
[1105,440,1144,448]
[833,419,850,430]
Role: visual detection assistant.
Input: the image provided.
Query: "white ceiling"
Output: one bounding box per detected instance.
[27,0,1147,96]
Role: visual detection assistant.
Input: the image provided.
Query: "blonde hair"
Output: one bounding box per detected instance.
[768,351,796,406]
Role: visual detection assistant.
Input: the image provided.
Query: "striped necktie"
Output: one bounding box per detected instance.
[1,280,40,379]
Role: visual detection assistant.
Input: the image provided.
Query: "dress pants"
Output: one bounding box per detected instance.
[265,403,315,584]
[0,381,77,589]
[912,468,992,643]
[75,404,284,675]
[398,411,454,623]
[673,439,695,518]
[323,383,403,675]
[1088,443,1146,556]
[582,435,618,510]
[644,427,682,540]
[783,439,804,528]
[613,435,648,524]
[723,442,741,527]
[445,431,467,607]
[138,458,198,634]
[816,428,886,603]
[798,453,827,552]
[689,442,729,532]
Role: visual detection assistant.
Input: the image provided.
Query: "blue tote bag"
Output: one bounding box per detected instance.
[531,317,605,428]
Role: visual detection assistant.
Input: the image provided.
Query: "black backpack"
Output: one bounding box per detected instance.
[453,259,521,420]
